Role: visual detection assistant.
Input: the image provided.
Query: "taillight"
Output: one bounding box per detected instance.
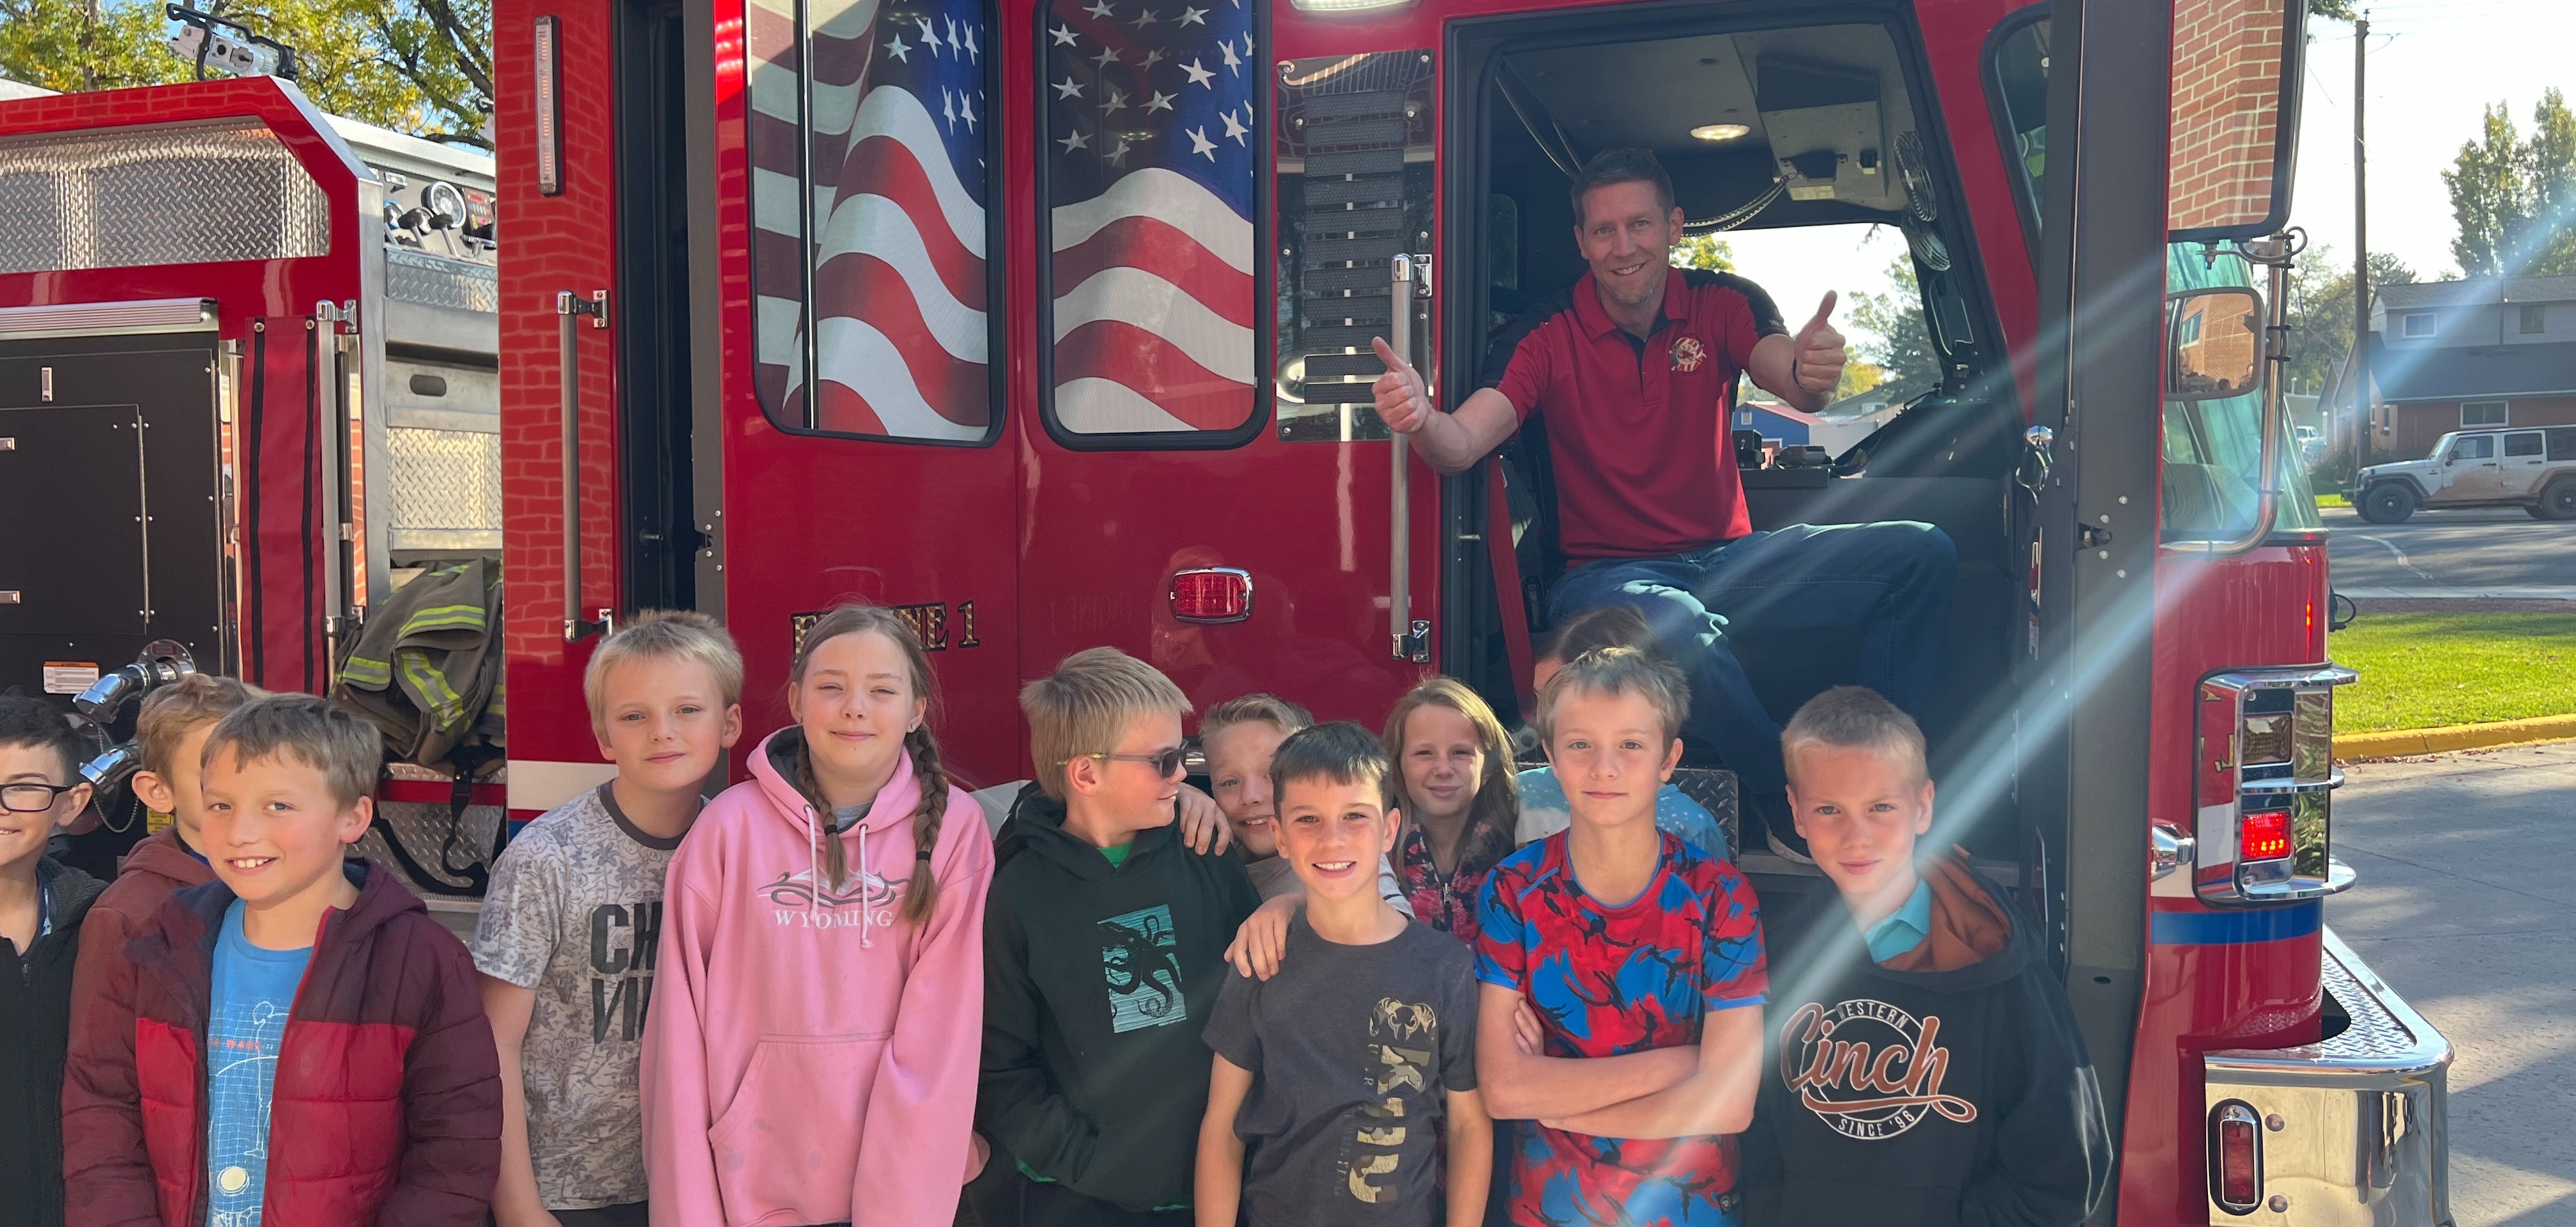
[2192,667,2358,904]
[2239,808,2291,863]
[2209,1101,2263,1214]
[1169,567,1254,623]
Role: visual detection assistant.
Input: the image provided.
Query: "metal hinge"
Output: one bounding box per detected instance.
[556,289,610,328]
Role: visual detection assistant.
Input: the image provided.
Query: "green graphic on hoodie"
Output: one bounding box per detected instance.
[1100,904,1187,1033]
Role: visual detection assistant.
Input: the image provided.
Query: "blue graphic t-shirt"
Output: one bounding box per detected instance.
[205,900,312,1227]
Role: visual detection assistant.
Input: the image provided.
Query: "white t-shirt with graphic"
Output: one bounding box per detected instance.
[471,784,680,1210]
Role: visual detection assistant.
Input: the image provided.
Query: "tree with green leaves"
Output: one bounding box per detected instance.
[2444,89,2576,279]
[1667,233,1735,274]
[1848,258,1941,394]
[0,0,489,139]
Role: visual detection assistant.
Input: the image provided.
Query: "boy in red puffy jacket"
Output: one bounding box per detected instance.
[61,693,500,1227]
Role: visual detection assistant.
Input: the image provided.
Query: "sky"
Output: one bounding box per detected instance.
[1705,1,2576,351]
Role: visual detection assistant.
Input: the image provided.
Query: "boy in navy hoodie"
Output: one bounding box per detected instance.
[979,649,1263,1227]
[1741,687,2110,1227]
[0,695,104,1226]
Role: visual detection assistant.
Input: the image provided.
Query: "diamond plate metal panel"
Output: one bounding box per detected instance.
[385,426,501,548]
[0,120,331,275]
[386,247,499,313]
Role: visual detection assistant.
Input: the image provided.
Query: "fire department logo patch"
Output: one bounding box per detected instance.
[1669,336,1708,373]
[1781,998,1979,1140]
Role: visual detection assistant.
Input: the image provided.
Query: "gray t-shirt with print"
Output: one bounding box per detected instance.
[471,783,681,1210]
[1202,918,1480,1227]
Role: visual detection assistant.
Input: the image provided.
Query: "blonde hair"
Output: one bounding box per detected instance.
[1020,648,1192,802]
[1781,685,1928,787]
[583,609,746,734]
[788,605,952,925]
[137,674,263,779]
[1200,693,1312,743]
[1536,646,1689,746]
[1380,677,1519,877]
[201,693,382,808]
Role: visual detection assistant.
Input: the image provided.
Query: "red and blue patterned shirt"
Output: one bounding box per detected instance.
[1473,830,1768,1227]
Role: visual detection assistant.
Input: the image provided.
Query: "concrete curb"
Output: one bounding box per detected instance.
[2336,713,2576,759]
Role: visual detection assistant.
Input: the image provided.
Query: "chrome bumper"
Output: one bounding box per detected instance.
[2202,927,2453,1226]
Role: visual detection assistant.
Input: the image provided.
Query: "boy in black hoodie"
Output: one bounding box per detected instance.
[1743,687,2111,1227]
[980,649,1264,1227]
[0,695,105,1226]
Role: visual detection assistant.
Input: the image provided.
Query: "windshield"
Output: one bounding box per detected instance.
[2161,247,2321,540]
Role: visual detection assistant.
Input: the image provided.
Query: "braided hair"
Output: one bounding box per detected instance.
[786,604,952,925]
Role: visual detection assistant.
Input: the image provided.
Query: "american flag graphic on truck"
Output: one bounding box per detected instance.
[747,0,992,440]
[1041,0,1257,434]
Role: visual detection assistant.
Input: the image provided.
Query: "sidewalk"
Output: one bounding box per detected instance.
[2329,743,2576,1227]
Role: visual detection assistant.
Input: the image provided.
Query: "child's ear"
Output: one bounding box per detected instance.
[1659,737,1684,779]
[1380,805,1402,854]
[132,769,175,814]
[1913,777,1935,836]
[720,703,746,748]
[338,796,374,845]
[1064,755,1101,798]
[55,782,93,832]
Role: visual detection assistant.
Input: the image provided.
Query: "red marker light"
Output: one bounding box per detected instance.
[1169,568,1252,623]
[2212,1103,2262,1212]
[2240,808,2292,862]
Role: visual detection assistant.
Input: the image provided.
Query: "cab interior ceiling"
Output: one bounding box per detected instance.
[1469,19,2024,849]
[1499,23,1921,229]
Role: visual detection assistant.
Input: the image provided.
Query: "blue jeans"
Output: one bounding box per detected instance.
[1546,521,1957,794]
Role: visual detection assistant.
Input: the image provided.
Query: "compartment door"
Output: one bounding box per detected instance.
[1008,0,1438,741]
[719,0,1023,786]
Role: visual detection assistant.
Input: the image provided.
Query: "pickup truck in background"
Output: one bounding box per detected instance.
[2352,426,2576,522]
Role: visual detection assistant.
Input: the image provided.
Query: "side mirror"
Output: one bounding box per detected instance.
[2168,0,2305,242]
[2166,288,2265,402]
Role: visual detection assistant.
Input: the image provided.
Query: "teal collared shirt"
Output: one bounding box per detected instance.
[1862,877,1935,963]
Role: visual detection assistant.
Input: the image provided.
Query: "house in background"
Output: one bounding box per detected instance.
[2333,274,2576,461]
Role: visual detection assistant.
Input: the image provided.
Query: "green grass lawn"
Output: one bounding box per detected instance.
[2315,491,2349,509]
[2331,612,2576,732]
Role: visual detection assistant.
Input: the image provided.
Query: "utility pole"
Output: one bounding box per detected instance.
[2352,13,2372,467]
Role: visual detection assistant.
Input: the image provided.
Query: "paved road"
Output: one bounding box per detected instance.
[2325,505,2576,592]
[2329,741,2576,1227]
[2318,502,2576,590]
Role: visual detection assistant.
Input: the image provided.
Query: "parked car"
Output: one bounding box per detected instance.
[2351,426,2576,522]
[2294,424,2326,465]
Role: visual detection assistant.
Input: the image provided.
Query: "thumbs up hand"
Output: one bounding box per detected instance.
[1791,291,1847,396]
[1371,336,1434,434]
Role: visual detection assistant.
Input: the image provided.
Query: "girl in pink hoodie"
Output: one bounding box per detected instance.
[643,605,995,1227]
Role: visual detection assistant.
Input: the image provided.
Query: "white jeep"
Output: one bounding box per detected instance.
[2351,426,2576,523]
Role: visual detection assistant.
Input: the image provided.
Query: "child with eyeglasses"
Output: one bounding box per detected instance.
[978,649,1262,1227]
[0,695,102,1227]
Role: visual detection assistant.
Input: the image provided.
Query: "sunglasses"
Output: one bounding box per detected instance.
[1068,746,1190,779]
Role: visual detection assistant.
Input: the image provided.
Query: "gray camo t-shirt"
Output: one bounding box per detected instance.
[471,783,681,1210]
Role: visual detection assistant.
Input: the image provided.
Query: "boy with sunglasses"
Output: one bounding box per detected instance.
[981,649,1263,1227]
[0,696,102,1226]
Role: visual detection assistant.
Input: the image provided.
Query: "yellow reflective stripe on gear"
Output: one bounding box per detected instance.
[341,657,395,687]
[400,651,467,726]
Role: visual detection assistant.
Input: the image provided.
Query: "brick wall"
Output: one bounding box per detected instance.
[2168,0,2283,233]
[2382,396,2576,459]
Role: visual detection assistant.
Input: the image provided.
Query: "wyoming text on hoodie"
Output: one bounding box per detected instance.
[642,729,994,1227]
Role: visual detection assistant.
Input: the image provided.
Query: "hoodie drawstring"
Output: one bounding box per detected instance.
[805,804,822,923]
[858,825,875,948]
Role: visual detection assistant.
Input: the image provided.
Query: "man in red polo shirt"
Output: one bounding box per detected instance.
[1370,148,1954,860]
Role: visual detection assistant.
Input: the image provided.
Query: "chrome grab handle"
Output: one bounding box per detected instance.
[1388,256,1418,660]
[557,290,610,642]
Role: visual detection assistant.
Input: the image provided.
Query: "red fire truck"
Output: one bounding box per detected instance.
[0,0,2452,1217]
